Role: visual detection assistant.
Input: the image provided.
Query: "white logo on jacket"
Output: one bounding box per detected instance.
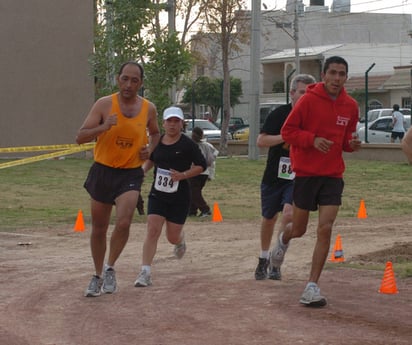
[336,116,349,126]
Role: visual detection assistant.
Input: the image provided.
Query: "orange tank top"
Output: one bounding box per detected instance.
[94,93,149,168]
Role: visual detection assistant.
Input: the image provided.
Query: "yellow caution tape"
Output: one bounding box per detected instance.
[0,144,95,170]
[0,143,95,153]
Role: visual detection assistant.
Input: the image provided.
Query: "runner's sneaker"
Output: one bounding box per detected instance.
[199,210,212,218]
[101,267,117,294]
[299,283,327,307]
[268,265,281,280]
[84,275,103,297]
[254,257,269,280]
[134,270,152,287]
[174,239,186,259]
[270,232,289,269]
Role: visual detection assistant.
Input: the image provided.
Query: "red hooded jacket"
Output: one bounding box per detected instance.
[281,82,359,178]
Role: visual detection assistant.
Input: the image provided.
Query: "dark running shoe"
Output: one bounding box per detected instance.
[199,210,212,218]
[254,257,269,280]
[268,265,282,280]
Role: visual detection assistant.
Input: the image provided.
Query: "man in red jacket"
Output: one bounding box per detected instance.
[277,56,361,307]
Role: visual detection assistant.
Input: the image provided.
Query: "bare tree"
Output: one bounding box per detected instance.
[147,0,207,47]
[175,0,207,46]
[199,0,249,155]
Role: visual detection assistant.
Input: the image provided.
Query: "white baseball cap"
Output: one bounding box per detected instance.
[163,106,184,120]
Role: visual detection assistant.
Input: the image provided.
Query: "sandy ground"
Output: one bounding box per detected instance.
[1,216,411,345]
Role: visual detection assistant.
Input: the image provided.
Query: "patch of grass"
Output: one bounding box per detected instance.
[2,157,412,229]
[326,242,412,278]
[0,159,92,230]
[341,160,412,218]
[1,156,412,277]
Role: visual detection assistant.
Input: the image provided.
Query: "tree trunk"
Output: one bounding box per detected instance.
[219,26,231,156]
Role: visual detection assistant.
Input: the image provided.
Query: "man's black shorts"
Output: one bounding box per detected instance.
[293,176,344,211]
[84,162,144,204]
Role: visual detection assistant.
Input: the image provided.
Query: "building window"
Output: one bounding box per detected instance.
[401,97,411,109]
[272,80,284,93]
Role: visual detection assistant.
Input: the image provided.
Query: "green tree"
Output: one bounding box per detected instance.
[91,0,192,113]
[349,89,366,112]
[144,33,193,113]
[91,0,154,98]
[272,80,285,93]
[181,76,243,122]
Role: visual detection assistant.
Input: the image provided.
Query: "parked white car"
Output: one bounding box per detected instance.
[357,115,411,143]
[357,108,411,132]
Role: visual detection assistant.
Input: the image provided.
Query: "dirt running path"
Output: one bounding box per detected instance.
[1,217,411,345]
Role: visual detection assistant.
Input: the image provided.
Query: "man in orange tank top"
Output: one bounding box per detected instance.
[76,61,160,297]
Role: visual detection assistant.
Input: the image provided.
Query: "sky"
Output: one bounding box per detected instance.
[250,0,412,14]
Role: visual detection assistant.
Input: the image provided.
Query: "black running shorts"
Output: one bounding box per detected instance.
[293,176,344,211]
[84,162,144,204]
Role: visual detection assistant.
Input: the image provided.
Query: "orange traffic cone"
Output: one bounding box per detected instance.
[212,202,223,222]
[357,199,367,219]
[329,234,345,262]
[379,261,399,294]
[74,209,85,232]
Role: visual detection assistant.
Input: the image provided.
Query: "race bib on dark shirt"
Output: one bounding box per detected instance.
[277,157,295,180]
[154,168,179,193]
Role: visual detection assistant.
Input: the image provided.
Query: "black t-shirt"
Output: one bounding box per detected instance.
[261,103,293,187]
[149,134,207,202]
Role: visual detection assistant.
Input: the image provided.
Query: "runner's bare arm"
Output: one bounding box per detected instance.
[257,133,284,148]
[402,127,412,163]
[76,97,116,144]
[146,102,160,153]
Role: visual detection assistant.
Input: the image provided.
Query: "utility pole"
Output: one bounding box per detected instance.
[364,63,376,143]
[409,31,412,108]
[294,0,300,74]
[167,0,176,103]
[248,0,261,160]
[105,0,116,87]
[410,68,412,109]
[293,0,304,74]
[167,0,175,33]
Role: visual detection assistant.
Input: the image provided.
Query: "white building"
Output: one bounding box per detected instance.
[190,3,412,122]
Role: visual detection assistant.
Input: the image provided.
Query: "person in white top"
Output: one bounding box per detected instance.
[188,127,219,217]
[391,104,405,143]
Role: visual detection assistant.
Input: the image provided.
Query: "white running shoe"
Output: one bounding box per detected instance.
[299,283,327,307]
[134,270,152,287]
[270,233,289,268]
[101,267,117,294]
[174,239,186,259]
[84,275,103,297]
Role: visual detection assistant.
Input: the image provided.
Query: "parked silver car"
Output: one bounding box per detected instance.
[357,115,411,143]
[184,119,231,142]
